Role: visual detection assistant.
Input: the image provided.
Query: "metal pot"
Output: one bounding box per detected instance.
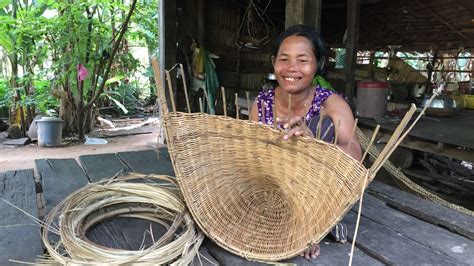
[421,94,458,116]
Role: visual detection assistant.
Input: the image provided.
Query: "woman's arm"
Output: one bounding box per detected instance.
[321,94,362,161]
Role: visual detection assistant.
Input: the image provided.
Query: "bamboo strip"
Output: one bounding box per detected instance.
[361,125,380,163]
[235,93,240,119]
[369,104,416,176]
[179,64,191,113]
[165,70,176,113]
[199,98,204,113]
[38,173,204,265]
[246,91,251,121]
[202,88,212,113]
[221,87,227,117]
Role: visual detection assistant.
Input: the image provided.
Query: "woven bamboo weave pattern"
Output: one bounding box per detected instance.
[151,59,423,261]
[163,112,368,260]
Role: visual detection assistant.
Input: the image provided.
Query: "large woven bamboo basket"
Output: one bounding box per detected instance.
[152,61,424,261]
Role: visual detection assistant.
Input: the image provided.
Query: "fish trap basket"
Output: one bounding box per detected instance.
[153,61,419,261]
[163,112,368,261]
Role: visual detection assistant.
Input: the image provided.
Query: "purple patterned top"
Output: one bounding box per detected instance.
[256,85,334,127]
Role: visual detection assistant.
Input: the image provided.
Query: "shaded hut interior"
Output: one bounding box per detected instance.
[163,0,474,114]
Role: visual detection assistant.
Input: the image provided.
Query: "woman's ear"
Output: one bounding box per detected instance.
[271,55,276,67]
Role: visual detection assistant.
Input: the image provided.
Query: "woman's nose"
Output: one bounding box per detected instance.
[287,59,299,71]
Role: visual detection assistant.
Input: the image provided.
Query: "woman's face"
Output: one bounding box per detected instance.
[274,36,317,94]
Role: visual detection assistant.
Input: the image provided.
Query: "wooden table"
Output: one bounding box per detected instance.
[1,148,473,265]
[358,109,474,162]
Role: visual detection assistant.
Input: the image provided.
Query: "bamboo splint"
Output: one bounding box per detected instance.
[151,58,434,261]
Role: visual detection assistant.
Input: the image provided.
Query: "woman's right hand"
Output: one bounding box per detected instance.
[277,116,314,140]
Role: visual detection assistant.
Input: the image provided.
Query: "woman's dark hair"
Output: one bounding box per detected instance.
[272,24,326,74]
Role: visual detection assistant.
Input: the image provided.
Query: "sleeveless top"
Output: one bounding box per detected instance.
[256,85,336,142]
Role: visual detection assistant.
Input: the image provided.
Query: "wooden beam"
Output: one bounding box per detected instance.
[344,0,360,106]
[285,0,305,29]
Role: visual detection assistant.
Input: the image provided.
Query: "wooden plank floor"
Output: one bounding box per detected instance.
[0,170,44,265]
[1,148,473,265]
[368,181,474,240]
[79,153,128,182]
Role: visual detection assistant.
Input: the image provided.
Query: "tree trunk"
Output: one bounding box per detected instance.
[84,108,94,134]
[59,81,77,136]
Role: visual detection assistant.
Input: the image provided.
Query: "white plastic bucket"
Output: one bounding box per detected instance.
[37,117,63,147]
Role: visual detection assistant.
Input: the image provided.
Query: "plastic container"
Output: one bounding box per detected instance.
[463,95,474,109]
[37,117,63,147]
[356,82,389,118]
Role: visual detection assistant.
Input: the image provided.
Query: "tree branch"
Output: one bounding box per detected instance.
[85,0,138,111]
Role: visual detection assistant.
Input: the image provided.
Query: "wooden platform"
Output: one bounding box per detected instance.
[0,148,473,265]
[358,109,474,162]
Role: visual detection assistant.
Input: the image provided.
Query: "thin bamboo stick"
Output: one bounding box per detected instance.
[360,125,380,163]
[321,121,333,140]
[151,59,168,115]
[235,93,240,119]
[334,119,341,145]
[369,104,416,175]
[178,64,191,113]
[316,115,323,140]
[287,94,292,118]
[246,91,251,121]
[199,98,204,113]
[221,87,227,117]
[349,172,369,266]
[202,88,212,113]
[371,94,437,175]
[261,99,266,124]
[272,104,277,129]
[165,70,176,112]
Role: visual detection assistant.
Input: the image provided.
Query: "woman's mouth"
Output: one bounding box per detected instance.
[283,76,301,82]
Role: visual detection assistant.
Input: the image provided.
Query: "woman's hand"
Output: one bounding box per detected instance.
[301,243,320,259]
[277,116,314,140]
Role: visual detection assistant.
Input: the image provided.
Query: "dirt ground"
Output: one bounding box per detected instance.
[0,125,161,173]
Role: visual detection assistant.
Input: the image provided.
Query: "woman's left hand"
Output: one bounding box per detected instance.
[277,116,314,140]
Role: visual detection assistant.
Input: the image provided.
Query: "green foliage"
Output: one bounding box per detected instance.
[0,0,159,133]
[102,80,143,114]
[0,79,12,108]
[33,79,59,113]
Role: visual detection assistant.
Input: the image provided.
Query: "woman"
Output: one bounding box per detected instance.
[249,25,362,259]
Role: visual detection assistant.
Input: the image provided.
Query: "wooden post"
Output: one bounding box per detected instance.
[368,51,375,79]
[344,0,360,106]
[285,0,305,29]
[286,0,322,31]
[198,0,205,47]
[165,0,177,109]
[304,0,322,31]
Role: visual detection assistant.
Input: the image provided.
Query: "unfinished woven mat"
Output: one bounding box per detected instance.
[152,60,426,261]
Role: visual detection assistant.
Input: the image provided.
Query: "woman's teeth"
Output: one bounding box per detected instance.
[284,77,300,82]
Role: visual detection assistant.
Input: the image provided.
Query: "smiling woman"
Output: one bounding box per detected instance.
[249,24,362,259]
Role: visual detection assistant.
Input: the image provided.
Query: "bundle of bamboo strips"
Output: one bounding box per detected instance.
[38,173,204,265]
